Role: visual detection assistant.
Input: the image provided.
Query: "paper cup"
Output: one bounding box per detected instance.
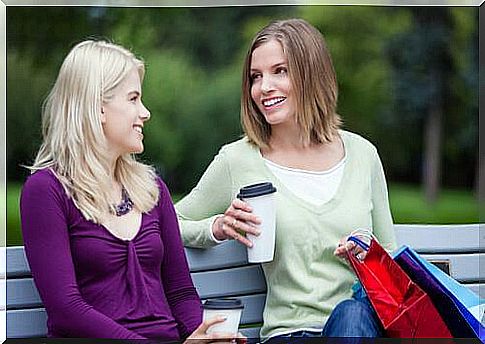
[237,182,277,263]
[202,298,244,334]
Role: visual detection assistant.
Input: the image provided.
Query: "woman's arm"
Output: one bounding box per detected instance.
[157,179,202,339]
[20,172,146,339]
[175,149,234,248]
[370,149,397,252]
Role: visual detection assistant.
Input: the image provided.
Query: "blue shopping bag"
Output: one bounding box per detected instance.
[393,245,484,340]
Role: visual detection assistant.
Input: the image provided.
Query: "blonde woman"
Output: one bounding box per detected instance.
[177,19,397,341]
[20,40,236,342]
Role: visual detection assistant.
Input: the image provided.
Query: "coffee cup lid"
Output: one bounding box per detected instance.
[237,182,276,199]
[203,298,244,310]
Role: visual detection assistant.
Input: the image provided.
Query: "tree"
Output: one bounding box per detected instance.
[386,8,454,203]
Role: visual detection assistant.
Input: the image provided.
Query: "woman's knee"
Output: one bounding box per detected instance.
[333,298,375,319]
[324,298,383,337]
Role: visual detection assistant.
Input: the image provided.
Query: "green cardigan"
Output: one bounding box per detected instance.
[176,130,397,339]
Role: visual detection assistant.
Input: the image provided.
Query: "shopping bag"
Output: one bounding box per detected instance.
[346,237,452,338]
[393,245,485,340]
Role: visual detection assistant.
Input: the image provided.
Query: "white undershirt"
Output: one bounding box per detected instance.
[208,152,347,243]
[263,155,346,206]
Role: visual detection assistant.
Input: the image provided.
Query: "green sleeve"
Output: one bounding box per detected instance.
[370,148,397,252]
[175,148,234,248]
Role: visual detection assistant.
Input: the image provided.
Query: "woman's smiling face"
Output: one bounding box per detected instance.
[101,67,151,158]
[250,39,296,127]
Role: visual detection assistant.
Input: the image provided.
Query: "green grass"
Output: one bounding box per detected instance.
[389,183,479,224]
[5,182,480,246]
[7,183,22,247]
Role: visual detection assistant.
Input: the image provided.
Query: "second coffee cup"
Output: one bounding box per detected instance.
[237,182,277,263]
[202,298,244,334]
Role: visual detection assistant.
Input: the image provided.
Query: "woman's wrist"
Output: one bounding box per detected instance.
[212,215,227,241]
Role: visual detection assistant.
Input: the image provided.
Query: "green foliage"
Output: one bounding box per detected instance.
[7,7,110,67]
[6,6,478,197]
[140,49,243,190]
[299,7,410,135]
[7,52,54,181]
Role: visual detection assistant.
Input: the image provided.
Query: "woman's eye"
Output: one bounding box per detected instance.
[276,67,287,75]
[251,73,261,81]
[130,96,138,102]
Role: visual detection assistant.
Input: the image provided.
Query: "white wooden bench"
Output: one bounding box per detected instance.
[5,224,483,339]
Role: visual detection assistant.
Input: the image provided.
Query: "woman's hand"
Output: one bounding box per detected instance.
[184,316,247,344]
[212,199,261,247]
[334,237,367,260]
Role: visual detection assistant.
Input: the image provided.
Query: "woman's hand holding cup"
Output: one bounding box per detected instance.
[185,316,247,344]
[212,198,261,247]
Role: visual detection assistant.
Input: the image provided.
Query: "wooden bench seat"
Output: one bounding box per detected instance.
[5,224,483,339]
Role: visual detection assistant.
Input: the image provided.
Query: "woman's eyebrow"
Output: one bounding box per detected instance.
[127,90,141,97]
[251,61,287,72]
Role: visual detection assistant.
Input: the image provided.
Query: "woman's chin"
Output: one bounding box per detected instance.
[128,145,144,155]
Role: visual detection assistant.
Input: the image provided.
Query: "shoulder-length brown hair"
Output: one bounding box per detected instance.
[241,18,341,149]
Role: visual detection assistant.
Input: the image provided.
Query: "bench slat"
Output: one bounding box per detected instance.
[237,293,265,325]
[8,266,266,310]
[468,284,484,299]
[7,242,250,277]
[6,246,30,278]
[394,224,482,253]
[7,308,47,338]
[6,294,266,338]
[421,253,484,282]
[7,279,42,309]
[192,265,266,299]
[8,224,482,277]
[185,240,248,272]
[240,326,261,339]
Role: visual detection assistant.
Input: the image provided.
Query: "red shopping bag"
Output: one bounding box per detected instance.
[346,238,452,338]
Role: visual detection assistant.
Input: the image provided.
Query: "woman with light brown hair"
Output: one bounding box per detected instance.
[177,19,396,341]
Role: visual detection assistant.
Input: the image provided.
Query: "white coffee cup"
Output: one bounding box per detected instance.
[202,298,244,334]
[237,182,277,263]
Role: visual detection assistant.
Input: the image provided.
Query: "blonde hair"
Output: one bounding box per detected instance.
[30,40,159,223]
[241,18,341,149]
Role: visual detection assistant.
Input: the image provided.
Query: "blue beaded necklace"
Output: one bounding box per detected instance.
[114,187,134,216]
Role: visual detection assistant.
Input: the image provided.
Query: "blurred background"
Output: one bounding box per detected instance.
[6,6,479,246]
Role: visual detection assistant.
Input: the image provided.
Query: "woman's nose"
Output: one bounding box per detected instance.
[140,102,150,121]
[260,75,275,93]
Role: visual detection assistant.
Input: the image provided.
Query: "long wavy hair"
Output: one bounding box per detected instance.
[241,18,341,149]
[29,40,159,223]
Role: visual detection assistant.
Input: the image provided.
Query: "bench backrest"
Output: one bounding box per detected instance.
[5,224,483,338]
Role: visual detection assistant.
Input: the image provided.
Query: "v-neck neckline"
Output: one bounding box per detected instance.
[254,130,352,214]
[99,212,144,243]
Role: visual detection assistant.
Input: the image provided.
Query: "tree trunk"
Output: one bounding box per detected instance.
[423,101,442,204]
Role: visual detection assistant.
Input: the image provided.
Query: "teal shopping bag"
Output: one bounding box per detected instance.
[393,245,484,340]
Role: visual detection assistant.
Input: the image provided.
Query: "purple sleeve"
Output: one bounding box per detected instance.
[20,171,146,339]
[157,178,203,339]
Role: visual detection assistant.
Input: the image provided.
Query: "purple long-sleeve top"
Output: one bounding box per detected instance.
[20,168,202,340]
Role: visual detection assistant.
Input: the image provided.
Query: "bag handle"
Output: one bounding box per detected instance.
[347,235,370,251]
